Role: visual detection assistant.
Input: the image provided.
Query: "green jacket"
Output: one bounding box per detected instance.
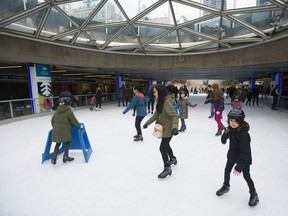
[145,94,179,138]
[51,105,80,143]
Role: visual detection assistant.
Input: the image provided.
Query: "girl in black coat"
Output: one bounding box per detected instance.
[216,109,259,207]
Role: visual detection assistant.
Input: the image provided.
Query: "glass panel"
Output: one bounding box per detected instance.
[86,0,124,25]
[139,26,168,43]
[226,0,257,10]
[0,0,40,19]
[235,10,283,31]
[42,8,78,36]
[151,30,179,46]
[13,11,43,30]
[222,17,255,38]
[118,0,157,19]
[172,1,203,22]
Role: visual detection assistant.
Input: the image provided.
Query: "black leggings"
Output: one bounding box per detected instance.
[53,142,71,156]
[135,116,145,136]
[159,137,175,167]
[223,160,256,193]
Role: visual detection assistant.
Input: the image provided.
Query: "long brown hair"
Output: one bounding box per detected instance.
[212,83,223,100]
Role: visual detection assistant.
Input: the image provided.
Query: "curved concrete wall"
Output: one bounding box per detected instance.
[0,35,287,70]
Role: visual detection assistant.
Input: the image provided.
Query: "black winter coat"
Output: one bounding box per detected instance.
[221,121,252,172]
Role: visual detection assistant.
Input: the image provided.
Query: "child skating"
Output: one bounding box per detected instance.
[217,109,259,207]
[177,90,197,132]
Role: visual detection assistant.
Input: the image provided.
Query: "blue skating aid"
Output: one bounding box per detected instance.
[41,123,92,164]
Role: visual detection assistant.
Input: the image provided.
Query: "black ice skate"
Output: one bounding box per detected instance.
[134,135,143,141]
[168,158,177,166]
[51,154,57,165]
[248,191,259,207]
[63,155,74,163]
[158,167,172,178]
[216,184,230,196]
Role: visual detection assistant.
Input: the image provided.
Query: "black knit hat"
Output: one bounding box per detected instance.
[227,109,245,120]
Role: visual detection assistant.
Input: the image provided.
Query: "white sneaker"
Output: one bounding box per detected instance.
[99,108,102,111]
[95,108,98,111]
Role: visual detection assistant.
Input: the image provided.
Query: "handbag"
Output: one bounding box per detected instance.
[152,123,163,138]
[152,117,173,139]
[88,96,96,105]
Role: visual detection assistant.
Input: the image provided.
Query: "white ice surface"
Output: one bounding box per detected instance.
[0,94,287,216]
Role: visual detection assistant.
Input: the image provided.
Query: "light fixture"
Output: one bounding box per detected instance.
[51,70,66,73]
[62,73,92,76]
[0,66,22,69]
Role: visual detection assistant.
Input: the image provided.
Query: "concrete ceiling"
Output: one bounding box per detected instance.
[0,0,288,81]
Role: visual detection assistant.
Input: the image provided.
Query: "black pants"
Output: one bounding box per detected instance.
[180,119,186,128]
[271,95,278,109]
[252,95,259,106]
[96,96,101,108]
[53,142,71,157]
[148,99,155,112]
[135,116,145,136]
[223,160,256,193]
[159,137,175,167]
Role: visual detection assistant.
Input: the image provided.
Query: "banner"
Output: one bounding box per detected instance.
[29,64,53,113]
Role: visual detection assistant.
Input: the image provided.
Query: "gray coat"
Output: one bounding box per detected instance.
[178,97,195,119]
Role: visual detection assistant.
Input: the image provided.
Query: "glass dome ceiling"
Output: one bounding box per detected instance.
[0,0,287,56]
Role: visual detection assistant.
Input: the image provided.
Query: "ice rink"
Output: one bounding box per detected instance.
[0,94,287,216]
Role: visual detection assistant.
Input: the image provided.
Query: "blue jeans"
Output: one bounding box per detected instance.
[210,103,215,117]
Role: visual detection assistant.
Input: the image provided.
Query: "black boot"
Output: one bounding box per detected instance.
[216,184,230,196]
[63,155,74,163]
[168,157,177,166]
[215,129,222,136]
[133,134,139,138]
[248,191,259,207]
[179,126,186,132]
[63,142,74,163]
[134,135,143,141]
[51,153,57,165]
[158,166,172,178]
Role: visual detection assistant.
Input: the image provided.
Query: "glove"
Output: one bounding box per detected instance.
[171,128,178,136]
[216,111,220,115]
[192,104,197,108]
[143,124,148,129]
[233,169,241,176]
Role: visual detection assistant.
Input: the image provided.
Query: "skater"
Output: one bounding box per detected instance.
[123,85,149,141]
[205,83,225,136]
[217,109,259,207]
[51,96,81,165]
[206,84,214,118]
[147,84,155,114]
[177,90,197,132]
[271,84,279,110]
[225,95,243,110]
[95,86,102,111]
[143,84,179,179]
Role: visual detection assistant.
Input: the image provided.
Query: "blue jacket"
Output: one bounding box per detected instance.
[123,95,149,117]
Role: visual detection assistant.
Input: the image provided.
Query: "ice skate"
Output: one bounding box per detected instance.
[63,155,74,163]
[168,157,177,166]
[158,167,172,178]
[216,184,230,196]
[248,191,259,207]
[134,135,143,141]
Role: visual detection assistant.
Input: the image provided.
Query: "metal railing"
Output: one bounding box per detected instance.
[0,93,117,121]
